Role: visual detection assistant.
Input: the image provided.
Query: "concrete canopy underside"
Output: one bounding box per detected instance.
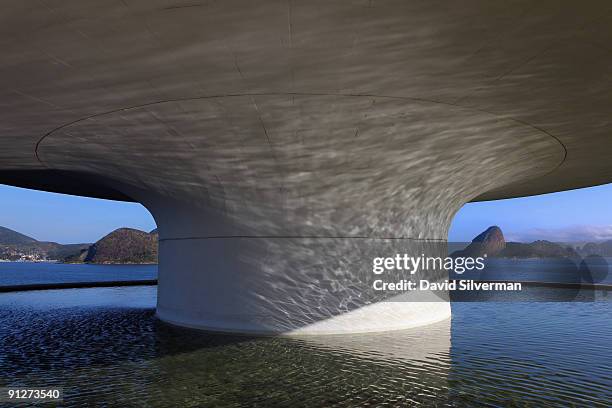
[1,1,611,333]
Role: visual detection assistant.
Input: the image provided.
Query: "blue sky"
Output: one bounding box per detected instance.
[0,184,156,244]
[449,183,612,242]
[0,183,611,244]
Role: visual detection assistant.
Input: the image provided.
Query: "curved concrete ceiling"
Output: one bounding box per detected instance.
[0,0,611,202]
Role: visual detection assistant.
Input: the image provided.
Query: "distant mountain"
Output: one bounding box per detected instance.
[0,226,90,261]
[501,240,578,258]
[453,226,579,258]
[452,226,505,257]
[0,226,38,245]
[578,240,612,257]
[64,228,158,264]
[0,225,158,264]
[48,243,92,260]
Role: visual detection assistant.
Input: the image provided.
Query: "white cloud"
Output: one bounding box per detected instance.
[505,225,612,243]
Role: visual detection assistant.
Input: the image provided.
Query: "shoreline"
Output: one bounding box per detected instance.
[450,279,612,290]
[0,280,158,292]
[0,279,609,293]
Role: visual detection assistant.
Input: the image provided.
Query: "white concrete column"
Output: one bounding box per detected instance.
[152,224,451,334]
[35,94,565,334]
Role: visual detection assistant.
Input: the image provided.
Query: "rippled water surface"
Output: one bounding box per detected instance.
[0,286,610,407]
[0,262,157,286]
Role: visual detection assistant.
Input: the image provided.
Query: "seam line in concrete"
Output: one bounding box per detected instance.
[158,235,447,242]
[34,91,567,174]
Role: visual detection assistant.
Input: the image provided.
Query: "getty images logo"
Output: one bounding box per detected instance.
[372,254,487,275]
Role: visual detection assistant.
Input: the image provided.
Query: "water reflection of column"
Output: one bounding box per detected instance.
[146,318,451,406]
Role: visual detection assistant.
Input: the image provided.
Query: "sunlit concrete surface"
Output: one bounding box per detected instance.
[296,317,450,363]
[1,1,611,333]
